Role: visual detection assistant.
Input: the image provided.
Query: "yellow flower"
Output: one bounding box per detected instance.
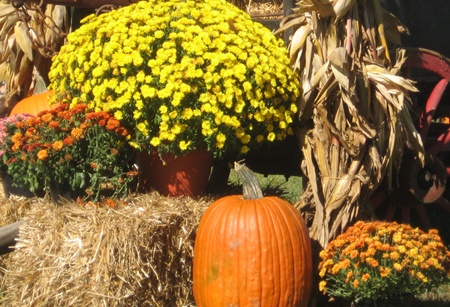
[393,233,402,243]
[137,122,147,133]
[159,105,168,114]
[319,281,327,292]
[114,111,123,121]
[171,124,182,135]
[48,0,301,158]
[179,140,191,151]
[216,133,226,149]
[393,263,403,271]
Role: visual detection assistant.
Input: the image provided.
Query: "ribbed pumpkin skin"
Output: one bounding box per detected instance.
[193,195,313,307]
[9,90,56,116]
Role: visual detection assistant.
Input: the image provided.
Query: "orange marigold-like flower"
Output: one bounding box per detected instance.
[350,250,359,259]
[11,132,22,143]
[345,271,354,283]
[64,137,74,145]
[116,127,129,136]
[71,103,88,114]
[393,262,403,271]
[11,142,21,151]
[52,141,64,151]
[37,149,48,160]
[379,266,391,277]
[380,243,391,251]
[71,128,84,139]
[106,118,120,130]
[15,121,25,128]
[25,117,38,126]
[367,258,379,267]
[319,280,327,292]
[80,122,89,130]
[390,251,399,260]
[49,121,60,128]
[41,113,53,122]
[105,198,118,209]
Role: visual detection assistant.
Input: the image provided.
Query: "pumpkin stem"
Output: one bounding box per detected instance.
[234,161,263,199]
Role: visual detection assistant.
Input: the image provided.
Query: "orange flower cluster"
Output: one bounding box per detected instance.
[318,221,450,303]
[1,104,137,201]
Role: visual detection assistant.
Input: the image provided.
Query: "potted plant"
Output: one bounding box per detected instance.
[318,220,450,306]
[0,104,137,202]
[47,0,301,195]
[0,113,34,197]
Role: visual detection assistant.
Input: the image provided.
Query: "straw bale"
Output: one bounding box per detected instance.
[0,196,35,282]
[0,196,34,226]
[1,193,211,306]
[231,0,283,16]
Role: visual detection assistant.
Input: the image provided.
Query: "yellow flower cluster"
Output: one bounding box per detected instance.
[48,0,301,158]
[318,221,450,303]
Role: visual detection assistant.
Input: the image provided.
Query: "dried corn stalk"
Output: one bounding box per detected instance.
[0,1,68,115]
[276,0,424,248]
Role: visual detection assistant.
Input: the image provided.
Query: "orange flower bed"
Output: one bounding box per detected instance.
[318,221,450,303]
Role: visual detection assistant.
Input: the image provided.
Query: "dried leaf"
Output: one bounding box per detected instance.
[332,0,356,22]
[275,15,306,36]
[0,4,15,19]
[328,47,350,91]
[14,21,33,61]
[289,23,311,59]
[296,0,335,17]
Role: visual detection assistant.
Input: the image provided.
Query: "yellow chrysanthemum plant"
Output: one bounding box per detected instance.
[48,0,300,160]
[318,221,450,304]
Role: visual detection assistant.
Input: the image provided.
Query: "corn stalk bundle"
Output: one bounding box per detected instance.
[0,1,68,115]
[276,0,424,248]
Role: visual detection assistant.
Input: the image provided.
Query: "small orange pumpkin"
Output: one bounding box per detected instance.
[193,162,313,307]
[9,90,58,116]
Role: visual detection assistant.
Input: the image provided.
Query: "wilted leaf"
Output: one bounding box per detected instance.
[289,23,311,59]
[14,21,33,61]
[328,47,350,91]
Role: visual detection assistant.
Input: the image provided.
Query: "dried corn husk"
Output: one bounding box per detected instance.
[277,0,423,247]
[0,1,68,116]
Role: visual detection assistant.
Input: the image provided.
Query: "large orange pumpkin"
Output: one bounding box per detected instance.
[9,90,57,116]
[193,162,313,307]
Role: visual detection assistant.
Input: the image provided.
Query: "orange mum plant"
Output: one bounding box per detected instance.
[318,221,450,304]
[0,104,137,201]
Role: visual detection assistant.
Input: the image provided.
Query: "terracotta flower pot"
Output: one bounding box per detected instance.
[136,150,213,197]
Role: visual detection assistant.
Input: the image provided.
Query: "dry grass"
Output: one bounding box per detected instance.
[0,194,211,306]
[230,0,283,16]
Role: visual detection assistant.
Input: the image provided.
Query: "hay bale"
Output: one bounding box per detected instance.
[0,196,35,282]
[230,0,283,15]
[1,194,210,306]
[0,197,33,226]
